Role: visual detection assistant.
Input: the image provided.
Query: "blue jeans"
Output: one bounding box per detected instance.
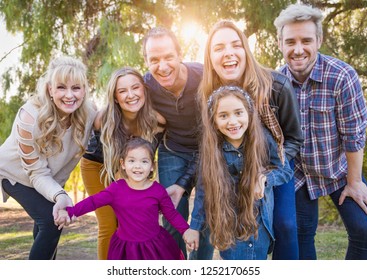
[2,179,62,260]
[158,146,214,260]
[296,177,367,259]
[272,159,299,260]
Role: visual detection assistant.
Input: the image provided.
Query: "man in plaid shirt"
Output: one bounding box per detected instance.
[274,3,367,259]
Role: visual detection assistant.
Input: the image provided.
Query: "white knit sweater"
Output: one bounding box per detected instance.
[0,101,96,203]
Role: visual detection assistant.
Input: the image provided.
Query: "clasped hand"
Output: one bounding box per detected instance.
[52,194,75,230]
[183,228,200,253]
[54,209,74,230]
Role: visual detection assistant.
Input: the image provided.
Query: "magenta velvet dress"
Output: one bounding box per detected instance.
[66,179,189,260]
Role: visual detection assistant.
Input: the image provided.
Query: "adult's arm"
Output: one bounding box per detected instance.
[16,108,69,203]
[174,152,198,195]
[167,152,198,207]
[339,150,367,214]
[272,72,304,161]
[336,66,367,213]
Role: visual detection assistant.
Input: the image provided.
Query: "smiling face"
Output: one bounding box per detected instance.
[120,146,154,187]
[210,27,246,85]
[144,35,183,92]
[214,95,249,148]
[115,74,146,115]
[278,20,322,83]
[49,79,85,118]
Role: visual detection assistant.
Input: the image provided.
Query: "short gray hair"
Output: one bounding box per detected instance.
[274,3,323,40]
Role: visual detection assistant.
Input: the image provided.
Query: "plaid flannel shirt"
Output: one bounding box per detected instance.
[280,53,367,200]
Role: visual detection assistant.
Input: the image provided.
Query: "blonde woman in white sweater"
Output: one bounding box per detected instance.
[0,56,97,259]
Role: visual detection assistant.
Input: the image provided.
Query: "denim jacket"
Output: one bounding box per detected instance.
[190,127,293,258]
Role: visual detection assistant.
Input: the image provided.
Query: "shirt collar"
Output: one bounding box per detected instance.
[285,52,323,84]
[222,140,243,152]
[309,52,323,83]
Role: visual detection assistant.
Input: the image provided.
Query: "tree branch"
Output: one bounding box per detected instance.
[0,40,27,64]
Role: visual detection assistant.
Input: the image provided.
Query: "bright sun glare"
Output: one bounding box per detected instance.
[177,21,207,62]
[181,22,201,42]
[177,20,256,63]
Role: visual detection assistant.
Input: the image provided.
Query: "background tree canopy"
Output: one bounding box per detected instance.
[1,0,366,98]
[0,0,366,176]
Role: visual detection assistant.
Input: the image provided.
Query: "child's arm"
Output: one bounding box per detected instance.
[159,185,190,235]
[67,187,114,217]
[254,173,267,200]
[189,176,206,232]
[264,128,293,187]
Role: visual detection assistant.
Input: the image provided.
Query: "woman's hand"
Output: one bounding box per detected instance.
[54,209,71,230]
[53,193,73,227]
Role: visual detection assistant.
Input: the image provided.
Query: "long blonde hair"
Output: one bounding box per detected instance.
[100,67,158,185]
[200,86,267,250]
[200,20,273,113]
[31,56,91,157]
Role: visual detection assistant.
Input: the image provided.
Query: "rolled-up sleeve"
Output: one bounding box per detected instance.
[336,68,367,152]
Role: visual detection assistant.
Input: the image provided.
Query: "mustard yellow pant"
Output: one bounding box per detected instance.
[80,157,118,260]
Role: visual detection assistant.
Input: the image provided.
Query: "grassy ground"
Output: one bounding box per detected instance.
[0,206,347,260]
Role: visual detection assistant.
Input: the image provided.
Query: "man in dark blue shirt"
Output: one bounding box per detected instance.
[143,26,213,260]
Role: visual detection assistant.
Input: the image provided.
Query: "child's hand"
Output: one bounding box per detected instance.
[183,229,200,252]
[254,173,266,200]
[54,209,71,230]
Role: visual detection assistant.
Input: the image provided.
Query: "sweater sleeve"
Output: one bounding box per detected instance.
[158,184,189,235]
[14,105,64,202]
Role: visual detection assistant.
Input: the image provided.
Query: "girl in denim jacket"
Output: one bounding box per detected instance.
[184,86,293,259]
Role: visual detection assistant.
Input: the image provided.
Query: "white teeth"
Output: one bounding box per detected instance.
[293,57,305,61]
[64,101,75,105]
[127,100,139,105]
[223,61,237,66]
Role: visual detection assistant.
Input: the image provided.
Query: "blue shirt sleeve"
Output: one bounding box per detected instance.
[264,128,294,187]
[189,174,206,231]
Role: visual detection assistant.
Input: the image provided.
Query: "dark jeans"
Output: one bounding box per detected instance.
[188,226,213,260]
[296,176,367,259]
[158,146,214,260]
[2,179,62,260]
[272,159,299,260]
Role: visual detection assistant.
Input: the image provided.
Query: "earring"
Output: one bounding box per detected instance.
[50,96,53,101]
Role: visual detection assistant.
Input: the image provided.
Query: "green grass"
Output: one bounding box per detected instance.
[315,226,347,260]
[0,224,348,260]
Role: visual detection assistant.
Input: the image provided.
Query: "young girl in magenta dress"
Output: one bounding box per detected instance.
[55,137,191,260]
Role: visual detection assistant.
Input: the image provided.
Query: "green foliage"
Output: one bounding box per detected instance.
[0,95,23,144]
[64,162,84,193]
[318,196,343,226]
[1,0,367,221]
[1,0,366,95]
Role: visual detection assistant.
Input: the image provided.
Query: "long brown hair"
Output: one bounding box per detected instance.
[200,20,273,113]
[100,67,158,185]
[200,86,267,250]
